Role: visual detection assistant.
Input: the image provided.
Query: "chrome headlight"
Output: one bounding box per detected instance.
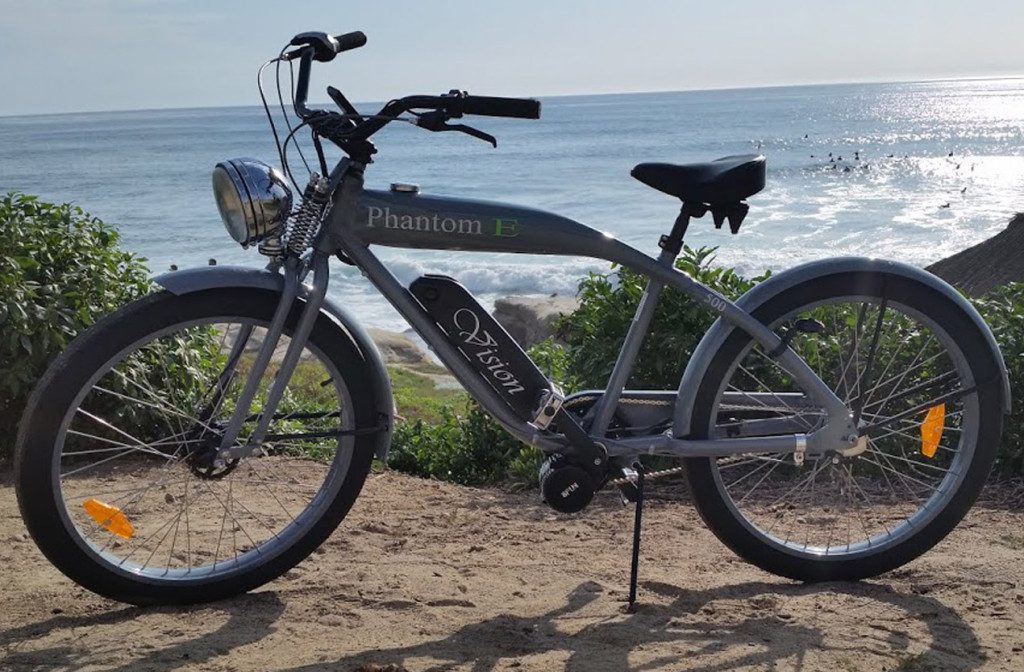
[212,158,292,247]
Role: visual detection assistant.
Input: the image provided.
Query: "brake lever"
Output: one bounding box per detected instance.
[415,110,497,147]
[326,86,359,117]
[449,124,497,147]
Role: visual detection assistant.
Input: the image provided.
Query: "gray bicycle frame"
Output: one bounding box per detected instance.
[287,166,857,461]
[211,162,858,463]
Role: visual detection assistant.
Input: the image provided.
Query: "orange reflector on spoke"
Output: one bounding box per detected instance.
[920,403,946,458]
[83,498,135,539]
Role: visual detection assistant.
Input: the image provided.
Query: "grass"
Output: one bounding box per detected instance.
[232,354,464,425]
[388,366,467,424]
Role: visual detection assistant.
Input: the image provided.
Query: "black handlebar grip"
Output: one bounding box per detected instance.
[461,95,542,119]
[333,31,367,54]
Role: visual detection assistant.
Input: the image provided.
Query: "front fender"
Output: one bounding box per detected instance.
[155,265,394,461]
[673,257,1011,438]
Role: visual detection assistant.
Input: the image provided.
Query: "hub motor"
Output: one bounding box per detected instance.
[539,454,595,513]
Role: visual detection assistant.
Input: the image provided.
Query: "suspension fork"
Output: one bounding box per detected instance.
[215,253,330,461]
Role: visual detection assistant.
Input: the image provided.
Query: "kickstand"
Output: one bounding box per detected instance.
[627,462,645,611]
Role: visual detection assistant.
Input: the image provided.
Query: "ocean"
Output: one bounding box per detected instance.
[2,78,1022,331]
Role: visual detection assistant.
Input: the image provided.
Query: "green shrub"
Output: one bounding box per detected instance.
[389,248,1024,484]
[972,282,1024,475]
[4,191,1021,481]
[388,403,526,486]
[0,193,153,463]
[386,248,766,485]
[562,246,767,390]
[386,338,561,486]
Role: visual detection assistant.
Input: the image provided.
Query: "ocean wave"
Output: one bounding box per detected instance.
[375,253,608,295]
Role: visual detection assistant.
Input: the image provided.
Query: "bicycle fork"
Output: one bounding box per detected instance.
[213,253,330,462]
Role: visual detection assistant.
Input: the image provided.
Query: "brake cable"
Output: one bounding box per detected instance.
[277,48,312,177]
[256,58,289,180]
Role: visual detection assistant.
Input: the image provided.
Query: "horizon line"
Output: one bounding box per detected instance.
[2,72,1022,120]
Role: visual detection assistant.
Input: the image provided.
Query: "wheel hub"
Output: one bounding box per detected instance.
[185,422,240,480]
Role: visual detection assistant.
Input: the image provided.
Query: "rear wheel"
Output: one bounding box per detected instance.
[15,288,379,604]
[685,271,1003,581]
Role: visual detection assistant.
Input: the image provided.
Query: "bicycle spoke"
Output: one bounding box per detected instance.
[55,317,353,580]
[710,296,974,558]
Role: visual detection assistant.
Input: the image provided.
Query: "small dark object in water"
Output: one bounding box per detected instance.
[961,187,968,194]
[887,153,894,158]
[208,258,217,266]
[804,134,809,138]
[843,166,851,172]
[948,151,954,157]
[169,264,178,271]
[940,202,951,209]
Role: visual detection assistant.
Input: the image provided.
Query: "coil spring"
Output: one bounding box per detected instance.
[282,174,330,257]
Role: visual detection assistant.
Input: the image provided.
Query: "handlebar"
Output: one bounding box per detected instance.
[459,95,541,120]
[287,31,366,62]
[333,31,367,54]
[285,29,541,156]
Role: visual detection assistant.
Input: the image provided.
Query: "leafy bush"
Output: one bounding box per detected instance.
[4,191,1021,481]
[561,246,767,389]
[388,403,526,486]
[972,283,1024,475]
[0,193,153,463]
[389,247,1024,484]
[386,248,768,485]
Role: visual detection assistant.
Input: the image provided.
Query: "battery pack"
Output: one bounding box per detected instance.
[410,274,552,421]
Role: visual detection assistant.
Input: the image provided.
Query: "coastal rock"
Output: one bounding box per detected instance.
[367,328,435,370]
[927,213,1024,296]
[493,295,579,348]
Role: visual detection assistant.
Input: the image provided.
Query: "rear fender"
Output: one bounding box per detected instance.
[155,266,394,461]
[673,257,1011,438]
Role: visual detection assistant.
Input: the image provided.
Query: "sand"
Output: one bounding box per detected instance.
[1,469,1022,671]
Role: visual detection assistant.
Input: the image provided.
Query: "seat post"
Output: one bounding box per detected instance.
[658,202,704,263]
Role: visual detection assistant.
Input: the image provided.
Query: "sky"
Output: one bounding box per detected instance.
[1,0,1023,116]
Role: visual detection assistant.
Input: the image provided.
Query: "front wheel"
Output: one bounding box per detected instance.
[15,288,379,605]
[685,270,1004,581]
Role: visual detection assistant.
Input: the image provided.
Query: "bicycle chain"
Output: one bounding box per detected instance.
[561,395,775,487]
